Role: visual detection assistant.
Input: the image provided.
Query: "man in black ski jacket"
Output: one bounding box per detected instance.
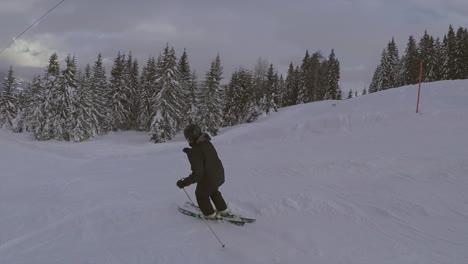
[176,124,229,219]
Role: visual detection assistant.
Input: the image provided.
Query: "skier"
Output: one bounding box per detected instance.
[176,124,230,219]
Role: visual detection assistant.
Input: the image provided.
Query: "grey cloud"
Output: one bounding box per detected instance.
[0,0,466,87]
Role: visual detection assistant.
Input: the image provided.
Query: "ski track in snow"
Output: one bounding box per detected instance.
[1,80,468,264]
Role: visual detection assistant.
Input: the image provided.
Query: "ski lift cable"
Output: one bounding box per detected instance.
[0,0,67,56]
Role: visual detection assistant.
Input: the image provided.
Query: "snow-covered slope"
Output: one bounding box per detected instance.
[1,80,467,264]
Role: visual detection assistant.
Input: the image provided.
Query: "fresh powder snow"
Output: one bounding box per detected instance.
[1,80,467,264]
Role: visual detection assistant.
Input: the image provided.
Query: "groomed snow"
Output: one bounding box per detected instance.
[1,80,467,264]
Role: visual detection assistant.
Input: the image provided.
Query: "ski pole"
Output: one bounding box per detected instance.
[182,188,226,248]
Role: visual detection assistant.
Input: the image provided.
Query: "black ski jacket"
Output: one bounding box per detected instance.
[184,133,225,188]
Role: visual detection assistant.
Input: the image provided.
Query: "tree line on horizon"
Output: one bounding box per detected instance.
[369,25,468,93]
[0,44,341,142]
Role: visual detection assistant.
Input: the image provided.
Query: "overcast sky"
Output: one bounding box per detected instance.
[1,0,467,91]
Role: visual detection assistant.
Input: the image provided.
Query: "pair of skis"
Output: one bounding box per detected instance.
[178,201,256,226]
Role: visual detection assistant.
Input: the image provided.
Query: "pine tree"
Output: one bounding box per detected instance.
[71,65,94,141]
[252,57,269,105]
[282,62,298,106]
[347,89,353,99]
[297,50,310,104]
[277,74,285,107]
[177,48,192,128]
[109,52,130,131]
[39,53,61,140]
[440,35,449,80]
[317,59,329,100]
[362,87,367,95]
[298,51,322,103]
[127,53,140,129]
[446,25,458,79]
[294,66,302,101]
[188,70,199,124]
[455,27,468,79]
[262,64,279,113]
[369,65,382,93]
[198,54,224,136]
[463,28,468,79]
[149,45,184,143]
[403,35,420,85]
[0,66,19,129]
[12,88,26,133]
[223,70,238,126]
[25,76,45,138]
[223,67,258,125]
[90,53,109,134]
[324,49,341,100]
[419,32,437,82]
[379,38,400,89]
[310,52,322,102]
[396,55,406,87]
[138,56,157,130]
[56,54,78,141]
[433,37,445,81]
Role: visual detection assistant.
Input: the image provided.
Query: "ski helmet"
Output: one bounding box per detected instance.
[184,124,202,142]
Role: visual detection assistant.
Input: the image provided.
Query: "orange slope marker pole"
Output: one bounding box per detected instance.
[416,60,423,113]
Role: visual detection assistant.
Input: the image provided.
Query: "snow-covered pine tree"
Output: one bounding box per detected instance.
[177,48,192,129]
[377,48,389,90]
[130,59,140,129]
[198,54,224,136]
[309,52,322,102]
[40,53,61,140]
[316,58,329,100]
[441,35,450,80]
[403,35,420,85]
[324,49,341,100]
[380,38,400,89]
[90,53,109,134]
[125,52,140,130]
[455,27,468,79]
[277,74,285,107]
[369,65,382,93]
[188,70,199,124]
[56,54,78,141]
[262,64,279,114]
[347,89,353,99]
[71,66,94,141]
[297,50,310,104]
[298,51,322,103]
[446,25,458,80]
[432,37,445,81]
[223,67,258,125]
[282,62,299,106]
[25,76,45,138]
[149,45,184,143]
[419,31,436,82]
[12,87,26,133]
[355,90,358,97]
[362,87,367,95]
[138,56,157,130]
[396,55,406,87]
[109,52,130,131]
[252,57,268,106]
[223,69,240,126]
[0,66,19,129]
[463,28,468,79]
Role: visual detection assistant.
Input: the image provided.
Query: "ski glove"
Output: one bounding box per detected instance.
[177,177,190,189]
[183,147,191,154]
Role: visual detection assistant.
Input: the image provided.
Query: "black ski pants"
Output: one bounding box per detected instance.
[195,183,227,216]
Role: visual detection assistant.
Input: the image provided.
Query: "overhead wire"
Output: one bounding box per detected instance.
[0,0,67,56]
